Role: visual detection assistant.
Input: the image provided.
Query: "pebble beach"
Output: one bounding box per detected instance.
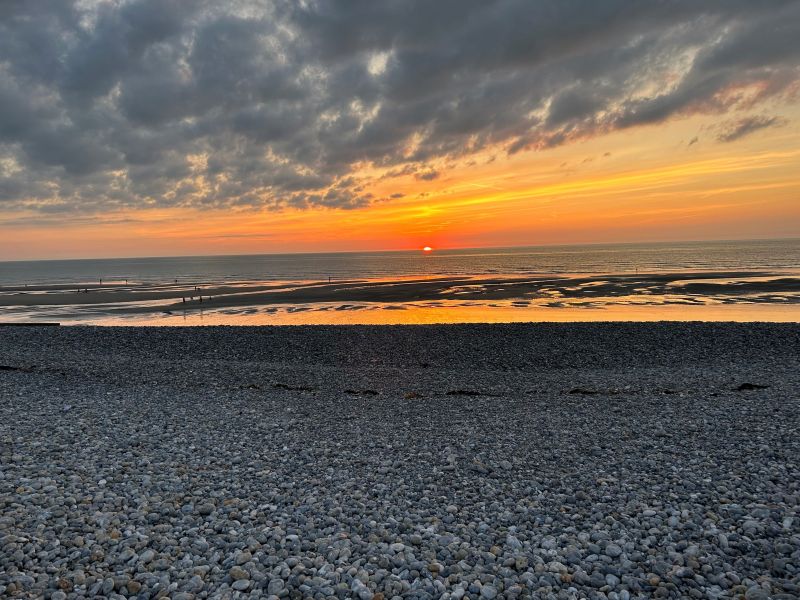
[1,323,798,599]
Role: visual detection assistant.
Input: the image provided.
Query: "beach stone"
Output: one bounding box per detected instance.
[541,537,557,550]
[186,575,204,592]
[197,503,215,515]
[1,324,797,600]
[101,578,114,594]
[745,587,769,600]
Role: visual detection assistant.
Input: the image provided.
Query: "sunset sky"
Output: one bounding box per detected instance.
[1,1,799,260]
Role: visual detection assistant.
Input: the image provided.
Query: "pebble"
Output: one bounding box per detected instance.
[481,584,498,599]
[0,324,797,600]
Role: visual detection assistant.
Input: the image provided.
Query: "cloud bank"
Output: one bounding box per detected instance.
[0,0,798,214]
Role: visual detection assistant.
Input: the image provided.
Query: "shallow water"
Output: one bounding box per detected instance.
[2,239,799,284]
[1,239,798,324]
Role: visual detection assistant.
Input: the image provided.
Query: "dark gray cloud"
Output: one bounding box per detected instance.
[0,0,798,214]
[716,115,789,142]
[415,170,439,181]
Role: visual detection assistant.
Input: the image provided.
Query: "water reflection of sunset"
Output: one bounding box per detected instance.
[3,267,798,325]
[92,302,800,327]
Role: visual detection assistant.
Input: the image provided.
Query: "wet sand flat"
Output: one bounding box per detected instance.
[1,271,799,325]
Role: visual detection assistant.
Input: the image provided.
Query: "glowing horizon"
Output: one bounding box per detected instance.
[2,112,797,261]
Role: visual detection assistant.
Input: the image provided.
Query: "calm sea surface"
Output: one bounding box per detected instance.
[1,239,798,324]
[1,239,798,286]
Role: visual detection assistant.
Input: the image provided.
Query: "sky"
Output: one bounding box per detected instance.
[1,0,799,260]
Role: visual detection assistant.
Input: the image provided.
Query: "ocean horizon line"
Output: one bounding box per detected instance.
[1,235,798,265]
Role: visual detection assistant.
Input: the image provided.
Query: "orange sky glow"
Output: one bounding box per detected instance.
[2,107,798,261]
[2,0,800,262]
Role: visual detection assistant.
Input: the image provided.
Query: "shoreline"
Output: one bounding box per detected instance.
[1,270,799,326]
[1,323,799,598]
[18,303,800,326]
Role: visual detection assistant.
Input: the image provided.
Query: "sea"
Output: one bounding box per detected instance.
[1,239,799,325]
[2,239,799,286]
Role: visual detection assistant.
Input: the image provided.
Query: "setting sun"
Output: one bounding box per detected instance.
[423,246,433,252]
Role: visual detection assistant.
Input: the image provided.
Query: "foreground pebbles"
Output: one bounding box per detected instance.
[1,323,799,599]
